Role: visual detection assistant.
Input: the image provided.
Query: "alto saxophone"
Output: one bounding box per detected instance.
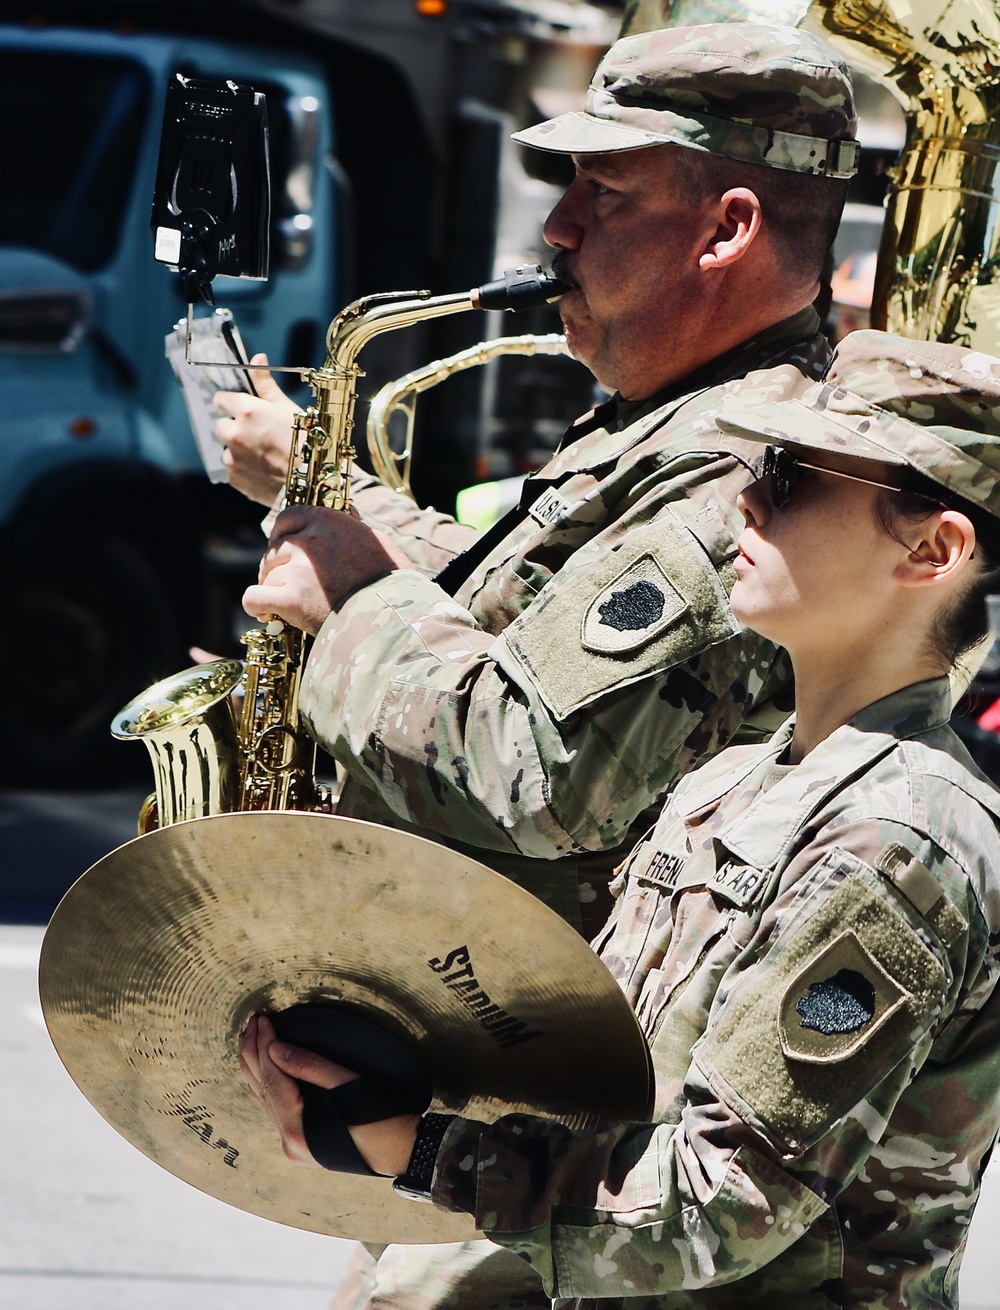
[112,266,565,832]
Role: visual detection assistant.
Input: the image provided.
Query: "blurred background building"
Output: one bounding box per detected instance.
[13,0,994,785]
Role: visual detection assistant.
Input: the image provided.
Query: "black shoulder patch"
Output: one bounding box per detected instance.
[778,928,909,1065]
[795,968,876,1036]
[597,580,666,633]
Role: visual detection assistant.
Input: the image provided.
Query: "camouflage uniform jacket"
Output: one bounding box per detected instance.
[429,677,1000,1308]
[299,310,826,926]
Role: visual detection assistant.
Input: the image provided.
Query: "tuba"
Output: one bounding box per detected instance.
[112,266,565,833]
[620,0,1000,355]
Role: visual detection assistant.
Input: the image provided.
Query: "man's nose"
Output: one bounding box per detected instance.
[543,182,583,250]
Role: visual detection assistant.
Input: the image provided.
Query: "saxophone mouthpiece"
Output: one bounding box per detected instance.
[475,265,569,313]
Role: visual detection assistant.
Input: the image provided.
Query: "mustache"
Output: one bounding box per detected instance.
[550,251,579,290]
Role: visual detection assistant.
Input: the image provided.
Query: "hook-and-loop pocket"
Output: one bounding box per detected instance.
[695,846,950,1156]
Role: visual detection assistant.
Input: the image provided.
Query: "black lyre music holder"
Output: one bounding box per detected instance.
[151,74,270,316]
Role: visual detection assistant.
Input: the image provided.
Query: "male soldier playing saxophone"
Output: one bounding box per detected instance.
[216,22,858,1310]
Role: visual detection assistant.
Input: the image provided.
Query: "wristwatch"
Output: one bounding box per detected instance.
[392,1113,454,1202]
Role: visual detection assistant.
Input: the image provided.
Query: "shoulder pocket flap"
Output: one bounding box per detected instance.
[696,847,949,1155]
[504,515,739,720]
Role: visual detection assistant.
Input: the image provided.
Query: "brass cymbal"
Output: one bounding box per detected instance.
[39,812,652,1244]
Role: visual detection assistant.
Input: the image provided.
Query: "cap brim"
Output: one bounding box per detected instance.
[721,400,1000,511]
[511,111,671,155]
[717,399,912,471]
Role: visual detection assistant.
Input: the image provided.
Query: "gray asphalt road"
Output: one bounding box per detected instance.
[0,786,149,924]
[3,786,1000,1306]
[0,787,356,1309]
[1,924,353,1310]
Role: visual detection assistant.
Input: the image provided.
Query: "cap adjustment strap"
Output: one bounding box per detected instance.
[825,138,860,179]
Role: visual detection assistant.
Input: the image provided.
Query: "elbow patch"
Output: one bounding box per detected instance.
[503,513,739,720]
[696,847,949,1155]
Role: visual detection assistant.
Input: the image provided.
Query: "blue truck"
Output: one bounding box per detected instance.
[1,21,348,782]
[0,1,615,784]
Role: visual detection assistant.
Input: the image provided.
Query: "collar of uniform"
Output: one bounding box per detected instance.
[706,678,955,870]
[611,305,822,433]
[555,305,823,449]
[847,676,953,738]
[671,728,793,821]
[559,393,618,445]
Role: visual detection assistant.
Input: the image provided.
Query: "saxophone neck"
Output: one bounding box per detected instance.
[319,265,567,373]
[322,289,474,373]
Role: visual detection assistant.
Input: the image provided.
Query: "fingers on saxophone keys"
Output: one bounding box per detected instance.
[243,584,280,621]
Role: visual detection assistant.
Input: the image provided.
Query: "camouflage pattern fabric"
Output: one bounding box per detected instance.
[301,310,832,912]
[512,24,858,179]
[304,310,828,1310]
[340,473,480,579]
[716,329,1000,516]
[428,677,1000,1307]
[327,1241,552,1310]
[618,0,798,40]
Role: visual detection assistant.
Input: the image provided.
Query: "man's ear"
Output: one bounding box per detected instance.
[698,188,762,271]
[896,511,977,589]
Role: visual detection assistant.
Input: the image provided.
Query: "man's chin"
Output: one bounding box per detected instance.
[562,334,614,390]
[561,331,596,375]
[558,306,596,364]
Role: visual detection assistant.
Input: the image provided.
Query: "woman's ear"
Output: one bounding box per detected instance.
[698,188,762,271]
[896,511,977,589]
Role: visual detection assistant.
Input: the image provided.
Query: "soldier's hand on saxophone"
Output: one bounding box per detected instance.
[243,504,411,636]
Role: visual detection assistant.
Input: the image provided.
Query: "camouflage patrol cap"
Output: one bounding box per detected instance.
[512,23,858,178]
[716,330,1000,519]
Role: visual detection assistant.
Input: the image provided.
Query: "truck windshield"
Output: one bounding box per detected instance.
[0,51,150,271]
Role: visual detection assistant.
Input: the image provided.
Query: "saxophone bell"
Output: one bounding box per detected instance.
[111,659,243,832]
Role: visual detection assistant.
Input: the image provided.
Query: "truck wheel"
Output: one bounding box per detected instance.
[3,536,186,787]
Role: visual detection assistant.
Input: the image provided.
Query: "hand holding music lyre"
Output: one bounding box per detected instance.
[214,354,298,506]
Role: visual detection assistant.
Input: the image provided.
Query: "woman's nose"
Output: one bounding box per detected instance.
[737,477,771,527]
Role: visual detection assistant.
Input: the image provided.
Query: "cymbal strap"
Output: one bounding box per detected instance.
[300,1083,374,1174]
[276,1003,433,1171]
[328,1075,421,1125]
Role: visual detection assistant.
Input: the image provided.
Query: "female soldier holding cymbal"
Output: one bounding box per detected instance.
[242,329,1000,1307]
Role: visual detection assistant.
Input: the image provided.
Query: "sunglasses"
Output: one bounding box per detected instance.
[755,445,945,510]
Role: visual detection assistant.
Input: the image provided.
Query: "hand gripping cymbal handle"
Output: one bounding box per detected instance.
[269,1004,433,1175]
